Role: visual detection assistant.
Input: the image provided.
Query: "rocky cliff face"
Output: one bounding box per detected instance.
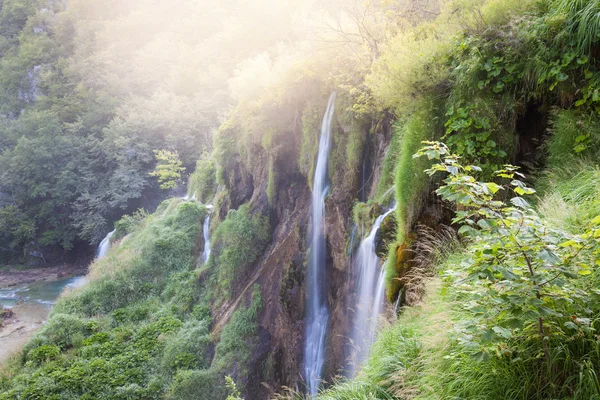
[210,98,393,398]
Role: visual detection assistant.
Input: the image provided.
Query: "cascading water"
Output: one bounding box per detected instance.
[97,230,115,259]
[347,207,396,377]
[202,213,211,264]
[304,92,336,397]
[346,225,358,282]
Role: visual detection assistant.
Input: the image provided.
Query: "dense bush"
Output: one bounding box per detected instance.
[161,321,213,372]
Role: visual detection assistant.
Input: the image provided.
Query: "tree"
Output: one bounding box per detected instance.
[149,149,186,190]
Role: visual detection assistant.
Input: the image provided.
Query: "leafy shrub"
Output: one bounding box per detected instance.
[167,369,222,400]
[443,98,509,176]
[111,300,158,324]
[30,314,90,351]
[212,286,262,382]
[161,320,213,372]
[25,344,60,366]
[416,141,600,369]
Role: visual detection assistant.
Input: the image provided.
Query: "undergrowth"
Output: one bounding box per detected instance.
[0,200,263,399]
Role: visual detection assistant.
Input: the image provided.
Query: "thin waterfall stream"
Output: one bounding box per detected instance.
[304,92,336,397]
[97,230,115,259]
[202,208,212,264]
[347,207,396,377]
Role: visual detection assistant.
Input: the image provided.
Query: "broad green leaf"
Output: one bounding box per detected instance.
[564,321,577,330]
[492,326,512,339]
[510,197,530,209]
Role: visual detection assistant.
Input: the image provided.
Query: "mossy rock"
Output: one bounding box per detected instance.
[353,201,385,233]
[386,237,415,302]
[375,213,397,258]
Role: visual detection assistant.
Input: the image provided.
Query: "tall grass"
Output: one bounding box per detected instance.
[538,161,600,234]
[319,319,422,400]
[550,0,600,55]
[545,109,600,170]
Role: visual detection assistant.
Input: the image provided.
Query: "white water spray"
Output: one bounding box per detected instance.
[304,92,336,397]
[347,207,395,376]
[96,230,115,259]
[202,213,211,264]
[394,290,402,315]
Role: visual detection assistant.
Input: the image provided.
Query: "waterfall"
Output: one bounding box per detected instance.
[202,214,211,264]
[347,207,395,376]
[346,225,358,283]
[304,92,336,397]
[96,230,115,259]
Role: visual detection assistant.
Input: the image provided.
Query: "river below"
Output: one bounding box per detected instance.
[0,275,86,365]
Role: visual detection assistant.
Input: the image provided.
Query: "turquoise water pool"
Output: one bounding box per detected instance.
[0,276,86,308]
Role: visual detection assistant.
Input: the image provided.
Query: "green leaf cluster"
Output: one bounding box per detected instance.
[416,141,600,363]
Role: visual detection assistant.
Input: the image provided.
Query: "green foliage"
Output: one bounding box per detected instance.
[328,97,366,193]
[0,0,312,257]
[25,344,60,366]
[538,162,600,234]
[546,109,600,168]
[383,102,441,298]
[168,369,221,400]
[212,286,262,382]
[209,204,270,299]
[319,317,421,399]
[299,101,324,187]
[416,141,600,365]
[549,0,600,56]
[352,202,385,237]
[161,321,213,372]
[225,376,244,400]
[114,208,150,241]
[55,201,205,317]
[0,205,35,250]
[187,154,217,203]
[29,314,90,351]
[443,99,509,176]
[149,150,186,190]
[0,0,40,38]
[374,123,401,202]
[0,198,264,399]
[343,123,365,192]
[394,102,439,244]
[367,23,452,115]
[161,271,202,318]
